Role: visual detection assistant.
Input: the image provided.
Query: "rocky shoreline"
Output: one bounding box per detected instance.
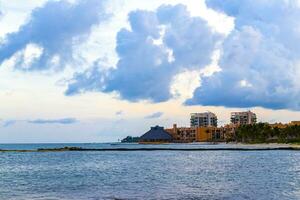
[1,145,300,153]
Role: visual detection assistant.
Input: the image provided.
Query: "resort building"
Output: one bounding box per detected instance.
[270,121,300,129]
[165,124,197,143]
[165,124,228,143]
[137,111,284,143]
[269,122,288,129]
[135,112,300,144]
[190,112,218,127]
[222,124,238,141]
[139,126,173,143]
[290,121,300,126]
[230,111,257,125]
[196,126,227,142]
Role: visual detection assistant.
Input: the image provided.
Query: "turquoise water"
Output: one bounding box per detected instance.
[0,144,300,199]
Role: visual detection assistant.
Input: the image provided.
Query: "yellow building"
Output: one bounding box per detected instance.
[269,123,288,129]
[270,121,300,129]
[165,124,229,143]
[196,127,231,142]
[290,121,300,126]
[165,124,197,143]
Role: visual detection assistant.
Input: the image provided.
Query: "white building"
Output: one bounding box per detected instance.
[190,112,218,127]
[230,111,257,125]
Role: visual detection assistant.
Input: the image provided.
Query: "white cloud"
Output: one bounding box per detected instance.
[189,0,300,110]
[0,0,47,38]
[22,43,44,68]
[1,0,300,143]
[239,79,253,88]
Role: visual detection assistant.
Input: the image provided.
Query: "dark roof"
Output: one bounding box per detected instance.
[140,126,173,140]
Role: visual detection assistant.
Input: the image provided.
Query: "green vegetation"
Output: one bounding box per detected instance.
[235,123,300,143]
[121,136,140,143]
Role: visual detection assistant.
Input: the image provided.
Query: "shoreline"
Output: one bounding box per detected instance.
[1,144,300,153]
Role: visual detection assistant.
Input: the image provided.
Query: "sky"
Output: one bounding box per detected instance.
[1,0,300,143]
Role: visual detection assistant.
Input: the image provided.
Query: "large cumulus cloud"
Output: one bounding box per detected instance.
[66,4,221,102]
[0,0,109,71]
[187,0,300,110]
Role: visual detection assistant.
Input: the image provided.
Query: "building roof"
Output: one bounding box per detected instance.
[140,126,173,140]
[231,110,256,116]
[191,112,217,117]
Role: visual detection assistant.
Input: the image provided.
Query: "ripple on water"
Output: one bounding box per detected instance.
[0,148,300,200]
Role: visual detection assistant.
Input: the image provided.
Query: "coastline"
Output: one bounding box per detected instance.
[1,143,300,153]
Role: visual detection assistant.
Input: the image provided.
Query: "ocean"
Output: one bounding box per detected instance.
[0,143,300,199]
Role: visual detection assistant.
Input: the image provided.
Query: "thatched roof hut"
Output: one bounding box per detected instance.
[140,126,173,143]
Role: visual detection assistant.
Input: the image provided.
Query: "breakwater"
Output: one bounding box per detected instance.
[1,146,300,153]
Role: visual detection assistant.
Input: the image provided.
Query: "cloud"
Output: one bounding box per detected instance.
[187,0,300,110]
[65,60,107,95]
[144,112,163,119]
[2,120,17,127]
[28,118,78,125]
[66,4,221,102]
[0,0,109,71]
[115,110,123,116]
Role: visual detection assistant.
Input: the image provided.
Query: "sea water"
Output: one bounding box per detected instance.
[0,143,300,199]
